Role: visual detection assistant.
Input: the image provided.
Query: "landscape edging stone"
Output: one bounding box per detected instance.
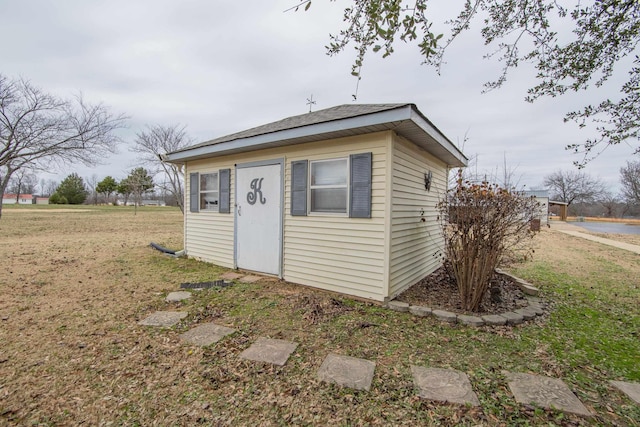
[387,270,544,327]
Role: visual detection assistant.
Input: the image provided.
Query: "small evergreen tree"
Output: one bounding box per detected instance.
[126,167,154,215]
[53,173,87,205]
[96,176,118,205]
[117,178,131,206]
[48,193,68,204]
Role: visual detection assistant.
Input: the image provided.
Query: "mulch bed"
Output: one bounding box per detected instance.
[397,266,530,316]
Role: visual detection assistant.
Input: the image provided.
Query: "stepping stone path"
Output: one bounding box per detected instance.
[506,372,591,417]
[239,337,297,366]
[610,380,640,404]
[411,366,480,406]
[165,291,192,302]
[180,323,236,347]
[317,353,376,391]
[137,274,638,420]
[138,311,187,327]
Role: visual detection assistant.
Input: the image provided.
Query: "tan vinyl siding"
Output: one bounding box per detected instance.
[185,160,236,268]
[388,134,448,298]
[283,132,390,301]
[183,131,391,301]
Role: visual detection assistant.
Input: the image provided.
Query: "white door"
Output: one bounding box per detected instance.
[236,162,282,275]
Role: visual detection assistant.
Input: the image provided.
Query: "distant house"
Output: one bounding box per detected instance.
[164,104,468,302]
[2,194,34,205]
[524,190,550,226]
[35,197,49,205]
[116,199,167,207]
[141,199,167,206]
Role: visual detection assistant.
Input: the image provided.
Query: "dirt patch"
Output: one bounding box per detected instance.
[396,266,529,316]
[292,294,353,324]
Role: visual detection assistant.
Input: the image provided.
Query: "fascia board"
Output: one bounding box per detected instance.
[164,106,413,163]
[409,110,468,167]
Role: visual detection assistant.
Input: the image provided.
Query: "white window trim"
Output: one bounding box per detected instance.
[200,171,219,211]
[308,157,350,216]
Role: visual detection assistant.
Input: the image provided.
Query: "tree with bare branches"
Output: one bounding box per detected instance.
[599,192,621,218]
[8,168,37,201]
[0,74,126,218]
[438,172,539,312]
[131,124,191,213]
[620,160,640,207]
[543,170,606,208]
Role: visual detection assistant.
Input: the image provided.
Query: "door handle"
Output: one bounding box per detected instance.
[238,205,241,216]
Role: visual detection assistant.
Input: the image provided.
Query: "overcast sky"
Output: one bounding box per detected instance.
[1,0,636,192]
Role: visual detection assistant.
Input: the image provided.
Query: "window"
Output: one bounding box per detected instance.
[290,153,371,218]
[310,158,348,213]
[200,172,219,210]
[189,169,230,214]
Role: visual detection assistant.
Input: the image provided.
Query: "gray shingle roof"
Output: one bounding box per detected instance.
[174,103,411,153]
[164,103,467,167]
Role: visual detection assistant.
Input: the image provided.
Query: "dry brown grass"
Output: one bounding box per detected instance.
[0,206,204,425]
[1,206,638,426]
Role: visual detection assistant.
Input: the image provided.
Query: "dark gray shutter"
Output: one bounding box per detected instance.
[189,172,199,213]
[349,152,372,218]
[218,168,230,213]
[290,160,308,216]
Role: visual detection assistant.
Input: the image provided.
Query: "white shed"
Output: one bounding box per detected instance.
[165,104,468,302]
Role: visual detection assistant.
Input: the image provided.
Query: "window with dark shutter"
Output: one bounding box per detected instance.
[349,152,372,218]
[218,168,231,213]
[189,172,199,213]
[291,160,308,216]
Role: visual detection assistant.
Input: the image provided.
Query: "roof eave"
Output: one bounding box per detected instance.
[163,104,468,167]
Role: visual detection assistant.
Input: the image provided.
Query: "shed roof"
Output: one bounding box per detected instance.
[2,194,33,199]
[164,103,467,167]
[523,190,550,198]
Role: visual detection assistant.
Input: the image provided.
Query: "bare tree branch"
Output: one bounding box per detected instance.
[131,124,191,213]
[0,74,127,218]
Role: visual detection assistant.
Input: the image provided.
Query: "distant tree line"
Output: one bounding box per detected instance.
[43,168,155,211]
[544,161,640,218]
[457,157,640,219]
[1,73,189,219]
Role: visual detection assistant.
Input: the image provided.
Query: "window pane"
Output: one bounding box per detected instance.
[311,159,347,186]
[311,188,347,213]
[201,192,219,210]
[200,173,218,191]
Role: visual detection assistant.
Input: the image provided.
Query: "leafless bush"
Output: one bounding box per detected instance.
[438,171,539,312]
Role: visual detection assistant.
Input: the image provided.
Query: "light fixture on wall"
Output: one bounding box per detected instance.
[424,170,432,191]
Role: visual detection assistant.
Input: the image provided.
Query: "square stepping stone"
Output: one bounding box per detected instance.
[180,323,236,347]
[239,337,297,366]
[317,353,376,391]
[411,366,480,406]
[506,372,591,417]
[220,272,244,280]
[165,291,192,302]
[239,275,262,283]
[138,311,187,327]
[610,380,640,404]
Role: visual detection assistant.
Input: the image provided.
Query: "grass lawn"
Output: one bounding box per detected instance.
[0,205,638,426]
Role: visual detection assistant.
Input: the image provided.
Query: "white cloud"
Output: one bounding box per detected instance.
[1,0,635,191]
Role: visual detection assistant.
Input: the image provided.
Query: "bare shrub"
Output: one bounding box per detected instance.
[437,172,540,312]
